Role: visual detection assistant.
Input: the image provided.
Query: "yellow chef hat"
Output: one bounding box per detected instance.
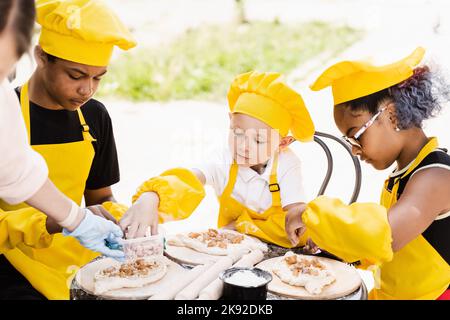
[310,47,425,105]
[36,0,137,67]
[227,71,315,142]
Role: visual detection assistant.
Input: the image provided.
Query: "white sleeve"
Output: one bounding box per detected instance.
[278,150,307,207]
[0,80,48,205]
[192,148,230,197]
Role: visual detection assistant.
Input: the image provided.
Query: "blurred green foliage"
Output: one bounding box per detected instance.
[99,21,361,101]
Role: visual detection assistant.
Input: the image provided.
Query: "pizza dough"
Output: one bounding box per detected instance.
[272,251,335,295]
[94,257,167,295]
[166,229,268,256]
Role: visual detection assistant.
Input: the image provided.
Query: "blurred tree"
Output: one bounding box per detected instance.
[235,0,248,24]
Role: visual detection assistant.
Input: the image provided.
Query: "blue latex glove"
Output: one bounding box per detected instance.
[63,209,125,259]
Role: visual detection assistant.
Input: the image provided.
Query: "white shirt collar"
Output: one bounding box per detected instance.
[237,156,275,183]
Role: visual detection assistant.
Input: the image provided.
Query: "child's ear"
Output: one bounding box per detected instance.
[34,45,51,69]
[386,101,399,130]
[280,136,295,149]
[34,46,46,67]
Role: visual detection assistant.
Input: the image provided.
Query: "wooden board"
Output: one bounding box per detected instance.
[164,233,267,266]
[75,257,187,300]
[256,255,362,300]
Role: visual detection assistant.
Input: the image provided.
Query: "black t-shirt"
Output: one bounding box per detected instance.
[15,88,120,190]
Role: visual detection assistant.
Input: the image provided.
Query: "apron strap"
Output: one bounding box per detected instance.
[269,153,282,207]
[399,137,438,179]
[222,162,239,199]
[222,153,281,207]
[20,81,96,143]
[389,137,439,204]
[76,109,96,142]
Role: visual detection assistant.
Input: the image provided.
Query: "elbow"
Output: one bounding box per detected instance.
[391,242,401,253]
[391,237,408,253]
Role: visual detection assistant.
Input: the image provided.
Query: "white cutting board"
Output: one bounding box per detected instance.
[75,256,187,300]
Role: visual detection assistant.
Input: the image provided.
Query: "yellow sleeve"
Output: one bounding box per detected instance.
[302,196,393,264]
[235,210,309,248]
[0,207,54,254]
[132,168,206,223]
[102,201,128,220]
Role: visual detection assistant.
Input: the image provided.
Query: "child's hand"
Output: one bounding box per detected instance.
[87,204,118,225]
[119,192,159,239]
[285,203,307,247]
[222,221,236,230]
[303,238,321,255]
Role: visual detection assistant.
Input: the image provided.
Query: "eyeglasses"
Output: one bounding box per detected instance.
[342,107,387,149]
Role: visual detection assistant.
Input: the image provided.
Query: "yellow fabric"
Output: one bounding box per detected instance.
[102,201,128,218]
[310,47,425,105]
[0,207,54,254]
[227,71,315,142]
[0,82,99,300]
[133,168,206,223]
[302,196,393,265]
[373,137,450,300]
[36,0,136,66]
[219,153,308,248]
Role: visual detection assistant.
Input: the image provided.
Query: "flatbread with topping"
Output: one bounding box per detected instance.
[167,228,267,256]
[94,257,167,295]
[272,251,336,295]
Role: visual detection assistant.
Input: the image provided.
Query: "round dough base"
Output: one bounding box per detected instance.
[75,257,186,300]
[256,255,362,300]
[165,231,267,266]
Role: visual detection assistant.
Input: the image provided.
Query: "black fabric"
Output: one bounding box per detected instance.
[15,89,120,189]
[386,148,450,265]
[386,148,449,197]
[0,255,46,300]
[422,218,450,266]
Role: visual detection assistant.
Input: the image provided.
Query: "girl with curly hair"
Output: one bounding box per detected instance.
[286,47,450,300]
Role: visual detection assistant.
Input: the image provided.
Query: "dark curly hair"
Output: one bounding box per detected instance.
[336,65,450,129]
[0,0,36,58]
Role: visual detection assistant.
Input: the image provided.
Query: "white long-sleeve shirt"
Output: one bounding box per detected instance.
[0,79,48,205]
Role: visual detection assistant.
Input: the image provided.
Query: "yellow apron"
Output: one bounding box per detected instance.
[0,82,100,299]
[217,153,307,248]
[370,137,450,299]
